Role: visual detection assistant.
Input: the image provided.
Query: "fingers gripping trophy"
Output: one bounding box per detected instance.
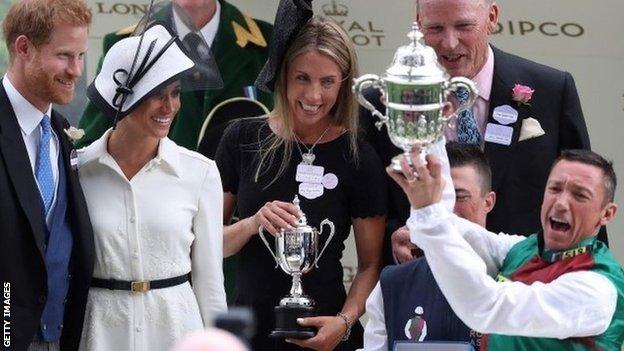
[259,196,335,339]
[353,22,478,170]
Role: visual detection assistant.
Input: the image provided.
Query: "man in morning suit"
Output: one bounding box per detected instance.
[359,0,598,265]
[0,1,94,350]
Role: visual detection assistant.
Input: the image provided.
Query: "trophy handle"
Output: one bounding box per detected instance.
[352,74,389,130]
[258,226,279,268]
[314,219,335,268]
[445,77,478,118]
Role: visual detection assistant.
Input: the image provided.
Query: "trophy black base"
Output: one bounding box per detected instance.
[269,305,316,339]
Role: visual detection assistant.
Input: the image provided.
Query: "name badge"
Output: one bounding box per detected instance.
[299,182,324,200]
[484,123,513,146]
[492,105,518,125]
[296,164,324,184]
[322,173,338,190]
[70,149,79,171]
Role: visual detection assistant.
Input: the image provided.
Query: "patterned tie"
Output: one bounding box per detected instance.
[183,32,210,63]
[36,114,54,216]
[455,87,481,145]
[183,32,210,98]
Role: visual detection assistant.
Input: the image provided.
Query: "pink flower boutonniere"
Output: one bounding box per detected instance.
[512,84,534,106]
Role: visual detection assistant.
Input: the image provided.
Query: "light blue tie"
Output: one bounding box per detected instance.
[456,87,481,145]
[36,114,54,216]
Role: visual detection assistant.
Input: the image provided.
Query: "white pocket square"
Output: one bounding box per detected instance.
[518,117,545,141]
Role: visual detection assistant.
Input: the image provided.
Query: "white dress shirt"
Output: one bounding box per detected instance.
[77,130,227,351]
[173,1,221,47]
[3,75,59,225]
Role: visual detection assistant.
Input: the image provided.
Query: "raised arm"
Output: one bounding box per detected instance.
[408,203,616,338]
[391,152,616,338]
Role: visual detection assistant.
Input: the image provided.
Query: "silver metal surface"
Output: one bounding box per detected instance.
[353,22,478,169]
[259,196,335,306]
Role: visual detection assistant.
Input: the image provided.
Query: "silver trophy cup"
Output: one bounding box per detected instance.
[353,22,478,170]
[259,195,335,339]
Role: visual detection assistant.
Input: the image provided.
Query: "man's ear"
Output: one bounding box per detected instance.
[599,202,617,226]
[14,35,32,58]
[484,191,496,214]
[486,2,500,34]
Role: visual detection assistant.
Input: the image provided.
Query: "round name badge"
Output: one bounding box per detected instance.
[322,173,338,190]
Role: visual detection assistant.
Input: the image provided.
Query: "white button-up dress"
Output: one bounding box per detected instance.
[77,130,226,351]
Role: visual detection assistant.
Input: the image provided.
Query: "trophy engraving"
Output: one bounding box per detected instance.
[259,195,335,338]
[353,22,478,170]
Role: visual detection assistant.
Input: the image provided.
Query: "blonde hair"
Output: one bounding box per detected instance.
[3,0,92,62]
[255,16,359,183]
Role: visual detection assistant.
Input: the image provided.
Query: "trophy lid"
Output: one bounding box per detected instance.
[385,22,448,83]
[292,195,311,229]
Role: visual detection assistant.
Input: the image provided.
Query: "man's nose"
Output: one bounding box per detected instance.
[553,194,570,211]
[441,30,460,51]
[66,57,83,77]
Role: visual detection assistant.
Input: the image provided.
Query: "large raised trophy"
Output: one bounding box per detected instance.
[259,196,335,339]
[353,22,478,170]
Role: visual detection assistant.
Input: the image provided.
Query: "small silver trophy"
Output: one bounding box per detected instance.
[259,195,335,339]
[353,22,478,170]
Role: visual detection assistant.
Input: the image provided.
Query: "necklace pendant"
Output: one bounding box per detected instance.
[302,152,316,165]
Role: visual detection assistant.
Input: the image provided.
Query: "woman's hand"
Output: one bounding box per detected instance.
[254,200,300,236]
[223,198,301,257]
[286,316,347,351]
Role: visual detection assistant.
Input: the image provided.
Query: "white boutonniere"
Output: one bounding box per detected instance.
[64,126,85,142]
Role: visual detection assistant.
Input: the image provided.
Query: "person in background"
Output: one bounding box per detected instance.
[77,24,226,351]
[216,2,386,349]
[0,1,94,350]
[360,0,597,265]
[360,142,494,351]
[171,328,248,351]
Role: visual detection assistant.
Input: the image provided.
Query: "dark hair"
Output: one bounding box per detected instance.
[446,142,492,195]
[554,149,617,204]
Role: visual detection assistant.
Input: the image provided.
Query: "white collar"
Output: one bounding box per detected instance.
[2,75,53,136]
[173,0,221,47]
[80,128,181,178]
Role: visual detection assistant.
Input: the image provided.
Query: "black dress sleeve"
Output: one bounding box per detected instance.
[345,140,387,219]
[215,120,242,194]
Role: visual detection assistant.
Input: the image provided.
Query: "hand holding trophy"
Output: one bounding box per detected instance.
[353,22,478,170]
[258,196,335,339]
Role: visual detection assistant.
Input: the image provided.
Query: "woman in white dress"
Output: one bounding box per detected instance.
[77,24,227,350]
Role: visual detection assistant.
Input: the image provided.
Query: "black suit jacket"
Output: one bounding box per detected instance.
[0,83,94,351]
[360,46,597,264]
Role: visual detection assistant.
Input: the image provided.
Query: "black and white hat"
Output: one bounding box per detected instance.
[87,24,194,120]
